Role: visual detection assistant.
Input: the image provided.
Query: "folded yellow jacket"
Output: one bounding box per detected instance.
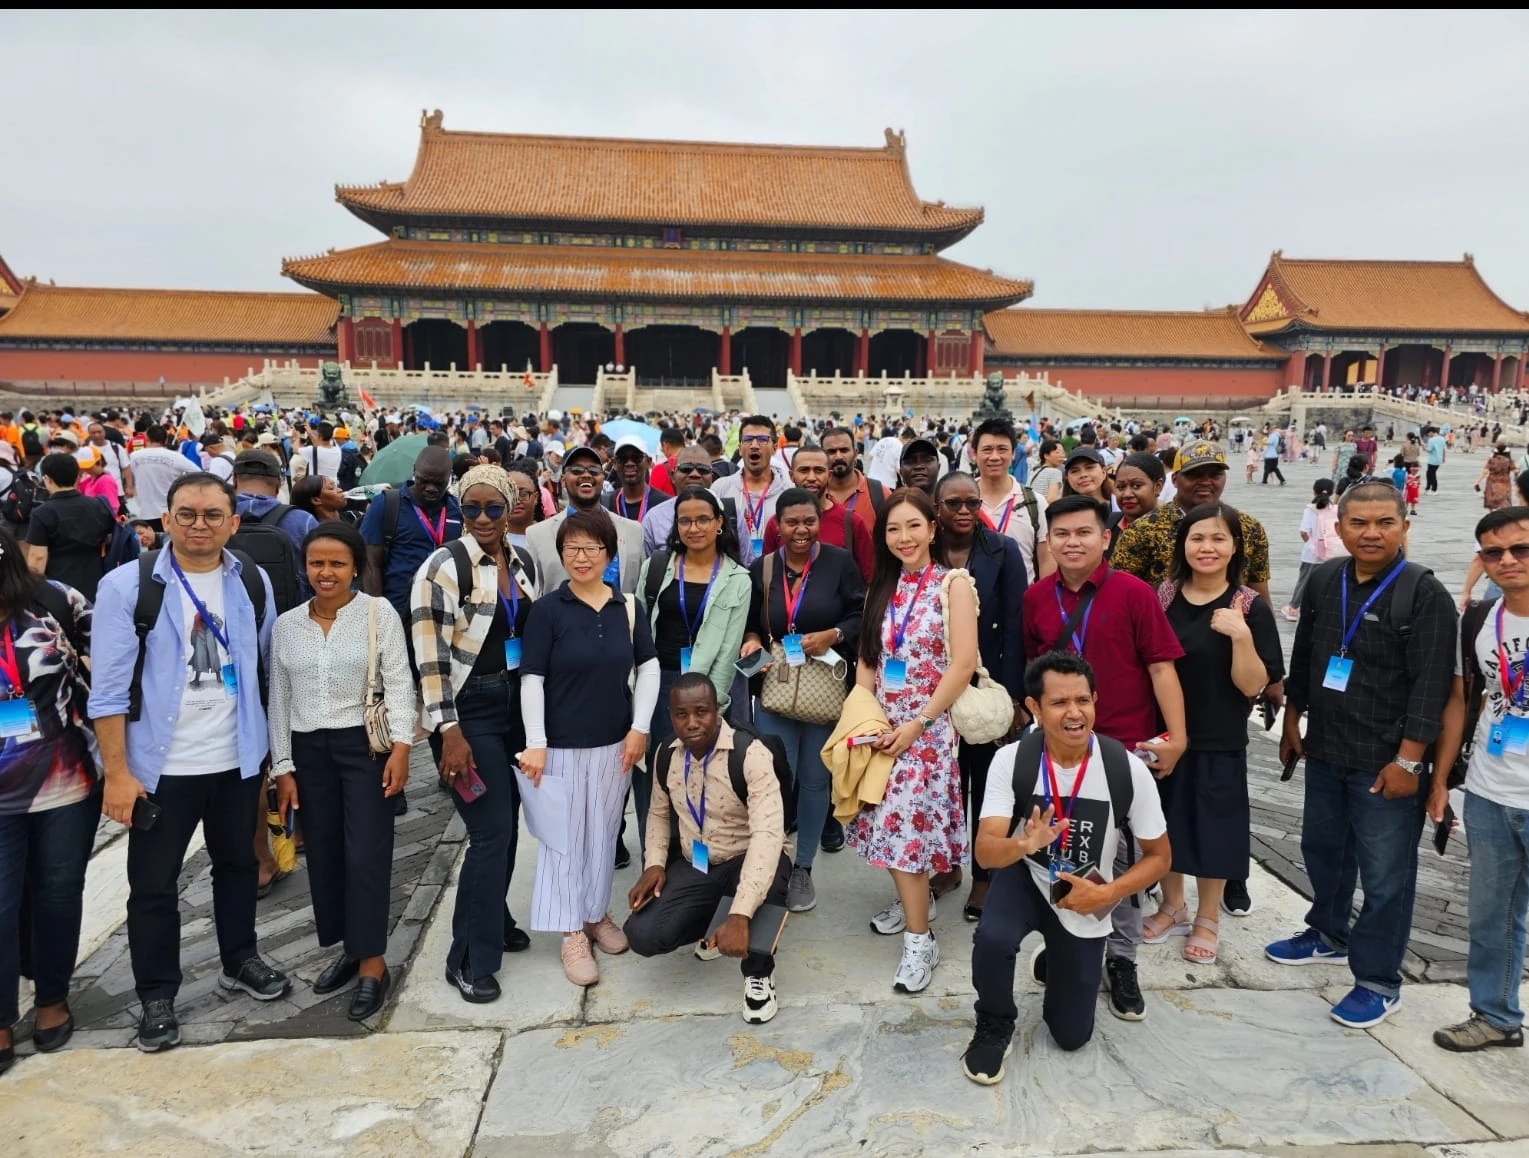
[822,685,895,824]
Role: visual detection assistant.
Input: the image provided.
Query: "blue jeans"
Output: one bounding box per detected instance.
[1300,756,1426,999]
[1464,790,1529,1029]
[754,706,833,869]
[0,791,100,1026]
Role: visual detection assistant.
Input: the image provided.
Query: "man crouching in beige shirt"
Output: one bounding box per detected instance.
[625,672,792,1024]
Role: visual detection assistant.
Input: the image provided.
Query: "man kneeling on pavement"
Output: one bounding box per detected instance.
[626,673,791,1024]
[963,651,1171,1085]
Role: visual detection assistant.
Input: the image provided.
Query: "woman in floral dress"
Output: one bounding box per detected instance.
[850,488,977,993]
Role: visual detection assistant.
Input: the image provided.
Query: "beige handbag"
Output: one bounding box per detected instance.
[939,569,1015,745]
[363,598,393,755]
[758,553,848,725]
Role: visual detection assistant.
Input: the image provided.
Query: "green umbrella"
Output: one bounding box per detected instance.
[359,433,431,488]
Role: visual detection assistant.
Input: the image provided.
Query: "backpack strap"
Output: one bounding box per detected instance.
[446,538,474,604]
[129,552,166,722]
[867,478,885,512]
[760,551,775,642]
[380,488,403,554]
[1006,730,1048,838]
[257,503,292,528]
[644,548,670,615]
[1388,562,1428,639]
[1020,484,1039,552]
[1456,597,1498,785]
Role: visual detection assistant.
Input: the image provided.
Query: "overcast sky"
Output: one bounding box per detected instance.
[6,10,1529,313]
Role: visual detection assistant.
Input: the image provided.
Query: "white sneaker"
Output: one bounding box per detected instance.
[893,930,940,993]
[742,975,778,1024]
[870,892,937,936]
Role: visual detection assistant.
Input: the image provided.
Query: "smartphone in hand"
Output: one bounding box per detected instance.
[1281,752,1300,781]
[1433,802,1456,856]
[453,765,488,803]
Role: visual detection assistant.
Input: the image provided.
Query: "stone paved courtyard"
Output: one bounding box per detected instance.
[2,438,1527,1157]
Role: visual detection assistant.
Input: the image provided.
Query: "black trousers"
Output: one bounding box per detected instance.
[624,851,790,977]
[1261,458,1285,484]
[127,768,262,1002]
[1426,463,1440,492]
[958,740,1000,884]
[291,728,395,961]
[971,862,1104,1048]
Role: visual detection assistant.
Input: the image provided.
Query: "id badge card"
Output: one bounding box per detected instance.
[1488,721,1509,756]
[679,646,693,674]
[750,536,764,558]
[692,839,710,874]
[1504,714,1529,756]
[0,696,40,743]
[883,658,908,691]
[1322,655,1353,693]
[782,634,806,667]
[1049,855,1075,881]
[221,663,239,698]
[503,638,522,671]
[602,557,621,585]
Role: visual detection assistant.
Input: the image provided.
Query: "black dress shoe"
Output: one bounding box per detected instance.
[613,838,631,870]
[313,953,360,996]
[445,963,501,1004]
[348,969,391,1021]
[33,1013,73,1053]
[503,925,531,953]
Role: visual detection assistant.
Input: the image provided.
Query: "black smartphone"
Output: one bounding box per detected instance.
[131,797,163,832]
[1049,877,1072,905]
[1433,803,1455,856]
[1281,752,1300,781]
[1261,701,1277,731]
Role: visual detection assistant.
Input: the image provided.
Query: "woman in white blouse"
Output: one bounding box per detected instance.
[269,521,415,1021]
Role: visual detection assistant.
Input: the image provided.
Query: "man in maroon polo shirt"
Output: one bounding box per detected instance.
[1021,493,1187,1022]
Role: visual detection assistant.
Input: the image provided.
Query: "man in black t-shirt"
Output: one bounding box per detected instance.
[26,452,116,600]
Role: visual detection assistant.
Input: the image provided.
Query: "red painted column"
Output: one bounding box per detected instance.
[968,330,984,375]
[1491,354,1503,393]
[1373,346,1386,390]
[855,328,869,376]
[337,316,355,364]
[719,325,731,375]
[389,318,403,368]
[1320,352,1332,392]
[538,322,551,373]
[613,323,625,367]
[465,320,480,371]
[926,329,938,376]
[1439,347,1452,391]
[789,327,802,376]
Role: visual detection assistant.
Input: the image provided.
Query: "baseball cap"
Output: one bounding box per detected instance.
[1174,440,1229,473]
[613,435,649,457]
[901,437,939,461]
[74,447,101,470]
[52,429,80,447]
[562,445,601,468]
[233,449,283,479]
[334,426,350,440]
[1064,446,1105,469]
[256,432,280,446]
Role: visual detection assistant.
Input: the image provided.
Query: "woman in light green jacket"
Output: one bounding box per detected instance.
[631,486,751,845]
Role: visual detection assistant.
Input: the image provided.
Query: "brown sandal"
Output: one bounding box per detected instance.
[1184,916,1219,964]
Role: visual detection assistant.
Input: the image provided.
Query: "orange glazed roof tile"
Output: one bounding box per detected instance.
[282,239,1031,306]
[1243,254,1529,335]
[336,117,983,238]
[983,307,1285,361]
[0,284,338,345]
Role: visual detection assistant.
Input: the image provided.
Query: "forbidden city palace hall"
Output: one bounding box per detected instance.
[2,109,1528,406]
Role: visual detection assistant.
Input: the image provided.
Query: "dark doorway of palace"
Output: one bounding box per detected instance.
[403,319,468,371]
[802,328,856,377]
[731,327,788,389]
[552,323,614,384]
[869,330,921,378]
[481,321,539,374]
[628,325,719,387]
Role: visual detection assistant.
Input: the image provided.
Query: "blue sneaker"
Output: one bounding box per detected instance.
[1330,986,1400,1028]
[1265,928,1347,966]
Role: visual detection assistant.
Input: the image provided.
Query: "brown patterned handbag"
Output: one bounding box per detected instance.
[758,553,848,725]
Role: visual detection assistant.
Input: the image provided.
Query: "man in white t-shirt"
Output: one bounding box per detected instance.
[290,420,343,484]
[971,417,1050,583]
[129,423,198,527]
[961,651,1170,1085]
[866,426,907,490]
[1430,507,1529,1051]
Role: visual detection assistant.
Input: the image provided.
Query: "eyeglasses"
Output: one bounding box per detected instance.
[941,498,982,513]
[562,544,607,558]
[461,503,506,521]
[171,509,228,527]
[676,515,717,529]
[673,463,711,476]
[563,465,602,478]
[1479,544,1529,564]
[740,434,772,445]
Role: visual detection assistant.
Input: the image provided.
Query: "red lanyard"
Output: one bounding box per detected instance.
[0,627,21,695]
[414,503,447,547]
[741,481,768,534]
[780,545,817,633]
[1497,602,1528,708]
[979,497,1016,534]
[885,564,933,652]
[1041,736,1092,844]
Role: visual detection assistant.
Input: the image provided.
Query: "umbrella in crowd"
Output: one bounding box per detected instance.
[359,433,430,487]
[600,418,661,454]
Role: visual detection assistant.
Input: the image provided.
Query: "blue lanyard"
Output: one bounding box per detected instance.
[676,553,722,646]
[683,745,714,832]
[888,564,934,653]
[169,556,231,654]
[1338,556,1408,656]
[497,576,519,640]
[1053,581,1099,655]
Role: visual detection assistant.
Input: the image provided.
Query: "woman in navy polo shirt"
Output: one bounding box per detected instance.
[520,509,661,988]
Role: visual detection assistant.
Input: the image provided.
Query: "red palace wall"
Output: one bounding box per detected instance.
[0,347,336,389]
[992,362,1292,403]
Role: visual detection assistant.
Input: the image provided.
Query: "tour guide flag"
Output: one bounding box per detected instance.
[359,385,378,410]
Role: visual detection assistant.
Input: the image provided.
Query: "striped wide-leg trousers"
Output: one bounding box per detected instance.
[529,742,628,932]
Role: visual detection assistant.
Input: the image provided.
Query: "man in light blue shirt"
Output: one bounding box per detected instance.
[641,445,719,555]
[1424,426,1447,493]
[93,471,289,1053]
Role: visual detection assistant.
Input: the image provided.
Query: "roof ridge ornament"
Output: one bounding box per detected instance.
[421,108,444,133]
[884,127,906,153]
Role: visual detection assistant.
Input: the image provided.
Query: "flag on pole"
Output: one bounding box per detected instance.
[359,385,377,410]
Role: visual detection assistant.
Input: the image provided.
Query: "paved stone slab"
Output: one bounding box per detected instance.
[477,988,1488,1157]
[1430,1145,1529,1158]
[0,1029,501,1157]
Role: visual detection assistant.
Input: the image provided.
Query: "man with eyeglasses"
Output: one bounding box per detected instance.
[91,472,289,1053]
[527,445,643,594]
[711,415,789,566]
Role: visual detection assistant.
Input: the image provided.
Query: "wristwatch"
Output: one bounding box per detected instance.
[915,714,936,732]
[1392,757,1423,776]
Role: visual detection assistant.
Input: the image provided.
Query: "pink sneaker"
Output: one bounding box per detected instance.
[584,914,630,955]
[561,932,599,987]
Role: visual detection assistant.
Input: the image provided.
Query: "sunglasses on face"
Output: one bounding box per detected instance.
[1479,544,1529,564]
[563,465,602,478]
[941,498,982,512]
[461,503,507,521]
[673,463,711,476]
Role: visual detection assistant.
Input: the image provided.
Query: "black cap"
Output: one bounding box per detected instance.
[1064,446,1106,469]
[232,449,283,479]
[562,445,602,468]
[901,437,939,461]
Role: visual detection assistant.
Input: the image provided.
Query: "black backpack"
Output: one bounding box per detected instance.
[228,504,303,615]
[1,471,41,525]
[1007,730,1137,895]
[654,721,792,861]
[337,448,363,491]
[97,496,141,573]
[19,426,42,461]
[1302,557,1430,640]
[128,548,271,721]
